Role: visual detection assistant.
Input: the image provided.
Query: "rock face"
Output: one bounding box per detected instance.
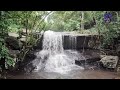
[62,35,100,50]
[100,56,119,69]
[18,51,37,72]
[33,35,43,50]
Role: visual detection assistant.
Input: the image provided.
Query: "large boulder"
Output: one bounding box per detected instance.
[100,55,119,69]
[18,51,36,71]
[5,36,23,50]
[116,44,120,56]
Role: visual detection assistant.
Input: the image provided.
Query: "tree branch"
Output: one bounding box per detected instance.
[35,11,53,32]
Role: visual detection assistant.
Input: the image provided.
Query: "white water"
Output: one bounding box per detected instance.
[34,30,84,74]
[42,30,63,54]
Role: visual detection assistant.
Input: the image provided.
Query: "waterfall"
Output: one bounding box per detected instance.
[33,30,84,74]
[42,30,63,54]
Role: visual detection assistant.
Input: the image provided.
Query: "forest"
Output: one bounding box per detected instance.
[0,11,120,79]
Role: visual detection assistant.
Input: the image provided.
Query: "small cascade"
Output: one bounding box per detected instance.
[69,35,77,50]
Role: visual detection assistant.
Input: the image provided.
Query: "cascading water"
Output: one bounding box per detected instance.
[33,30,84,74]
[42,31,63,54]
[69,35,77,50]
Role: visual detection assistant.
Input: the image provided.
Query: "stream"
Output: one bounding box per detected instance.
[6,69,120,79]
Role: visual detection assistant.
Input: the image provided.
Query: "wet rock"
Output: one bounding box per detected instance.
[116,45,120,52]
[100,55,106,58]
[75,36,90,49]
[100,56,119,69]
[24,62,36,73]
[75,60,85,66]
[33,35,43,50]
[9,50,20,58]
[116,67,120,72]
[21,51,36,66]
[18,51,37,71]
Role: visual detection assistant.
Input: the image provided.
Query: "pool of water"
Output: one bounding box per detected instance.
[6,69,120,79]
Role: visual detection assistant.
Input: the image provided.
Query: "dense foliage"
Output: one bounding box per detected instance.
[0,11,15,71]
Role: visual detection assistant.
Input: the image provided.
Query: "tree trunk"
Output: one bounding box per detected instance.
[116,12,119,22]
[93,17,96,25]
[25,18,28,47]
[81,11,84,30]
[26,19,28,35]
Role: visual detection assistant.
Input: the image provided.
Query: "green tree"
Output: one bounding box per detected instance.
[0,11,15,72]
